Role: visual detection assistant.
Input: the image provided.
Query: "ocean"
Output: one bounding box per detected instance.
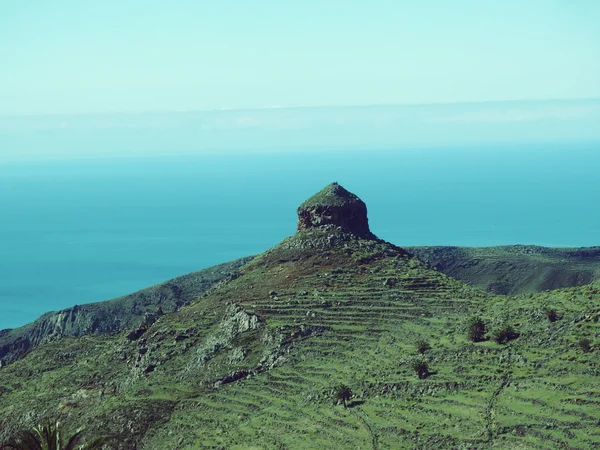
[1,143,599,329]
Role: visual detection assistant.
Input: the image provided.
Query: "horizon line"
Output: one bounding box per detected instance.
[1,97,599,118]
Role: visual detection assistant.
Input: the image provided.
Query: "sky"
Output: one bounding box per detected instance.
[1,0,599,115]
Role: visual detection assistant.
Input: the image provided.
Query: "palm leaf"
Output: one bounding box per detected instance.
[79,436,111,450]
[64,428,85,450]
[1,421,109,450]
[1,429,43,450]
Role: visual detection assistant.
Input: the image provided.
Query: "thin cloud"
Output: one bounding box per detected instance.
[428,104,600,123]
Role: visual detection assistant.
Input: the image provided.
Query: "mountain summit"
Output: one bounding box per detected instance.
[297,182,374,238]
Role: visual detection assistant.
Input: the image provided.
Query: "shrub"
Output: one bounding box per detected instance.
[0,420,108,450]
[493,325,519,344]
[546,309,558,322]
[415,340,431,354]
[333,384,353,408]
[578,338,592,353]
[467,316,487,342]
[411,360,430,379]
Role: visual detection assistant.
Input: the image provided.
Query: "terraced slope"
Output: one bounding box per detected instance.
[1,184,599,449]
[0,229,488,448]
[407,245,600,294]
[146,234,600,449]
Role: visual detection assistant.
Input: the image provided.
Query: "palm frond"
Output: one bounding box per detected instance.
[1,421,109,450]
[64,428,85,450]
[79,436,111,450]
[1,429,44,450]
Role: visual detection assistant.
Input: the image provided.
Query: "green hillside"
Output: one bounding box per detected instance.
[1,184,599,449]
[407,246,600,295]
[0,257,253,366]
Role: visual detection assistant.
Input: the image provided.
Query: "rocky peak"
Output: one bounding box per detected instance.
[297,182,375,238]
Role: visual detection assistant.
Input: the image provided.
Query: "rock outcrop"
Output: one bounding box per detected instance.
[189,304,262,370]
[297,182,375,238]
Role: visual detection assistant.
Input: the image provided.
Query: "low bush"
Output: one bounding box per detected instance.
[333,384,353,407]
[493,325,519,344]
[411,360,430,379]
[415,340,431,354]
[578,338,592,353]
[546,309,558,322]
[467,317,487,342]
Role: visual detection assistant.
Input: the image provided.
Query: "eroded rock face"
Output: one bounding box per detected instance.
[187,304,261,371]
[297,182,373,238]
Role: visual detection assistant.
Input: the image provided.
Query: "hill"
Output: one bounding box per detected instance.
[1,183,599,449]
[407,246,600,294]
[0,257,252,366]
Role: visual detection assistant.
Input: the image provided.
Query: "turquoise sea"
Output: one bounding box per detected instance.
[1,143,599,329]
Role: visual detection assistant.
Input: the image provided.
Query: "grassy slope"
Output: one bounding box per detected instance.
[1,234,599,449]
[299,182,362,208]
[407,246,600,295]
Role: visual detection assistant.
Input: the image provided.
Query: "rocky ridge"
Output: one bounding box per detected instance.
[0,257,252,365]
[408,245,600,294]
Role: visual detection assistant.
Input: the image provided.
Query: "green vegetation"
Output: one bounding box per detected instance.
[0,257,253,365]
[1,185,600,449]
[2,234,599,448]
[492,324,520,344]
[546,308,559,322]
[415,340,431,354]
[0,421,106,450]
[467,316,487,342]
[333,384,353,408]
[411,360,430,379]
[298,182,362,208]
[578,338,592,353]
[408,245,600,294]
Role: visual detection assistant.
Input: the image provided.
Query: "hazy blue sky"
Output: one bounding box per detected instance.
[1,0,599,114]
